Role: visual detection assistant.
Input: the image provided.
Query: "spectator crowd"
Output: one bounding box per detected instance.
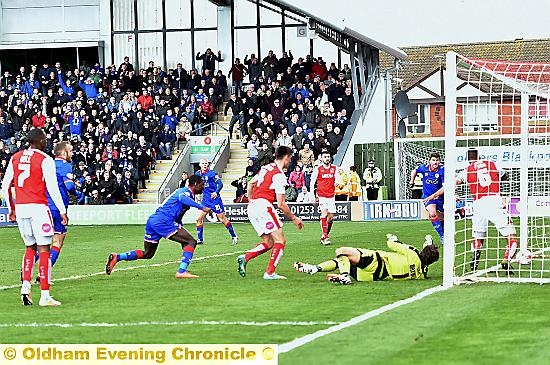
[0,46,359,206]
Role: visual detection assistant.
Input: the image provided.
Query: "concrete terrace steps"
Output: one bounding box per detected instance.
[134,151,179,204]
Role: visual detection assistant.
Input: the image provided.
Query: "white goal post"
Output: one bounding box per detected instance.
[443,51,550,286]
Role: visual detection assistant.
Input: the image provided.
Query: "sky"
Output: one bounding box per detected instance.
[284,0,550,49]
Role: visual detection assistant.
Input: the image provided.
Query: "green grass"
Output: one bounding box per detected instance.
[0,221,548,364]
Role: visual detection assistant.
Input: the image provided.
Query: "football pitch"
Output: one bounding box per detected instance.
[0,221,549,365]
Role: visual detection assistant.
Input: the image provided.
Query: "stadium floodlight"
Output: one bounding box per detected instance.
[443,51,550,286]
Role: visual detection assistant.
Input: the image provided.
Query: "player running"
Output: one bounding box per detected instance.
[409,152,445,242]
[195,159,238,244]
[237,146,304,280]
[2,128,68,306]
[40,142,79,275]
[105,175,212,278]
[295,234,439,285]
[310,150,338,245]
[457,149,519,273]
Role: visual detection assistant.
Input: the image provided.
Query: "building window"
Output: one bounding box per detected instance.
[528,98,549,120]
[406,104,430,134]
[462,102,498,132]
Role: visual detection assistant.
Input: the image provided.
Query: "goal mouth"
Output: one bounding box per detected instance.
[442,52,550,285]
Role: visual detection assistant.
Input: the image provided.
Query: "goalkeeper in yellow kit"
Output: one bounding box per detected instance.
[294,234,440,284]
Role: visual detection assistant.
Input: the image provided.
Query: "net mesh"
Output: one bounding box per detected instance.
[446,54,550,283]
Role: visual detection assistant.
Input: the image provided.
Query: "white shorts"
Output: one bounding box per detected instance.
[318,196,336,214]
[16,205,54,246]
[472,195,516,238]
[248,199,283,236]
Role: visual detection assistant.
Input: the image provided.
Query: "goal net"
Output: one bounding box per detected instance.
[443,52,550,285]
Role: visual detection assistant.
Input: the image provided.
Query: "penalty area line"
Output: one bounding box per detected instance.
[279,285,448,354]
[0,320,338,328]
[0,251,245,291]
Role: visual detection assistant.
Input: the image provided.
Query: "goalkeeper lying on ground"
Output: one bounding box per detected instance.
[294,234,440,285]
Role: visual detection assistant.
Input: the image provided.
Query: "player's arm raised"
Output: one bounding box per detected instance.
[43,157,68,225]
[386,234,411,255]
[1,158,15,221]
[273,173,303,230]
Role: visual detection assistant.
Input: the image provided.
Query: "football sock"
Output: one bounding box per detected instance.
[245,242,270,262]
[177,246,195,273]
[197,224,204,241]
[224,221,237,238]
[50,246,61,267]
[336,255,351,275]
[22,247,36,282]
[117,250,144,261]
[504,238,518,261]
[38,251,50,291]
[327,220,333,235]
[317,259,338,272]
[430,217,444,240]
[321,217,328,238]
[471,239,484,252]
[266,243,285,275]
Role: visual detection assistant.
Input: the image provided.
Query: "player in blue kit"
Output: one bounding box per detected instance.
[409,152,445,242]
[105,175,212,278]
[43,142,79,269]
[195,159,238,244]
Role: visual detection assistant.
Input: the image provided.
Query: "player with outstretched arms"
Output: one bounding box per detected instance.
[295,234,439,285]
[42,141,80,275]
[456,149,518,273]
[409,152,445,242]
[105,175,212,278]
[237,146,304,280]
[1,128,68,306]
[195,159,238,244]
[310,150,338,245]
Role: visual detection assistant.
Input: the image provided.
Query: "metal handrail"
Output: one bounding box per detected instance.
[156,142,191,203]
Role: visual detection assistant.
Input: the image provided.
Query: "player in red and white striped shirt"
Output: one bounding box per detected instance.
[2,129,68,306]
[237,146,304,280]
[310,151,338,245]
[456,149,518,273]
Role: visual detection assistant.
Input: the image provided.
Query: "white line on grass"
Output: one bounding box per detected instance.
[0,320,338,328]
[279,285,447,354]
[0,251,245,291]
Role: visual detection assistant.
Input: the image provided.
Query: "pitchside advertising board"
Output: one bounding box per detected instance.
[213,202,352,222]
[455,145,550,168]
[363,200,424,221]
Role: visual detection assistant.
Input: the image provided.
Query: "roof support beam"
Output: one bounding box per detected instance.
[349,40,360,108]
[357,43,366,101]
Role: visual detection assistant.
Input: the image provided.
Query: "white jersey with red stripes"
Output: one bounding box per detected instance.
[310,163,337,198]
[250,163,287,203]
[2,148,66,217]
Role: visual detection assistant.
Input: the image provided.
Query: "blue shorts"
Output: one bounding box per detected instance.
[202,196,225,214]
[51,209,67,234]
[144,213,179,243]
[424,199,444,212]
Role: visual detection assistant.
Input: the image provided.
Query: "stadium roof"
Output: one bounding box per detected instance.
[381,38,550,92]
[257,0,408,60]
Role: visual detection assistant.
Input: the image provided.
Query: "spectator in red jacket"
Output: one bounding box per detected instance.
[201,96,215,118]
[137,89,153,110]
[288,164,305,190]
[31,110,46,129]
[310,57,328,81]
[101,142,119,162]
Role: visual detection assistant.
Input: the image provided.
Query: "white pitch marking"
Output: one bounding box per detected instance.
[279,285,447,354]
[0,251,245,291]
[0,320,338,328]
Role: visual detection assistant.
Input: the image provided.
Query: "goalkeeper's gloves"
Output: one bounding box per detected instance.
[386,234,398,243]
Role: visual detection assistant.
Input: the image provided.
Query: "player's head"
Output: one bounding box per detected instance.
[54,141,73,162]
[275,146,293,169]
[28,128,47,151]
[419,244,440,267]
[467,148,478,162]
[429,152,440,169]
[188,175,205,194]
[199,159,210,172]
[320,150,331,166]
